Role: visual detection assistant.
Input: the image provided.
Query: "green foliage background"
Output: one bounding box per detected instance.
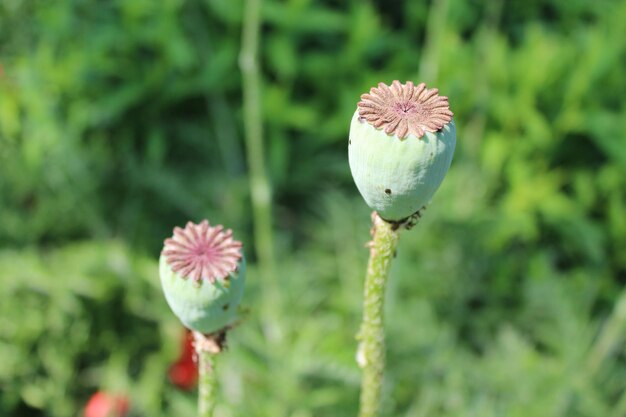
[2,0,626,416]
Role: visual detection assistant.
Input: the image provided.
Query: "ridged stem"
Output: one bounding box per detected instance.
[194,332,220,417]
[357,212,401,417]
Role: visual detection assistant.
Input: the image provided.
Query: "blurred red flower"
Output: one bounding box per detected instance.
[168,329,198,390]
[84,391,129,417]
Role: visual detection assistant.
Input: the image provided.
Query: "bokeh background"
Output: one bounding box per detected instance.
[2,0,626,416]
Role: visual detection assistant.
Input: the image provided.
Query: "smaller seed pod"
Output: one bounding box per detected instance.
[159,220,245,334]
[349,80,456,221]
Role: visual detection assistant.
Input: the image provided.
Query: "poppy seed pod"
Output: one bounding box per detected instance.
[349,81,456,221]
[159,220,245,334]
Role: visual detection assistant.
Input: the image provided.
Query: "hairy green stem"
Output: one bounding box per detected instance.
[357,212,401,417]
[194,332,220,417]
[239,0,276,280]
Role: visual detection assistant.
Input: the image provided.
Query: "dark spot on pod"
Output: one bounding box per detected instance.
[385,189,392,195]
[349,140,352,145]
[222,303,229,311]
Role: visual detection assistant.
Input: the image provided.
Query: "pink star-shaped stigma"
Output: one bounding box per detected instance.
[162,220,242,283]
[357,80,453,139]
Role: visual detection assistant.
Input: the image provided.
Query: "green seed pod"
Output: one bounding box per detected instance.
[159,220,245,334]
[349,81,456,221]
